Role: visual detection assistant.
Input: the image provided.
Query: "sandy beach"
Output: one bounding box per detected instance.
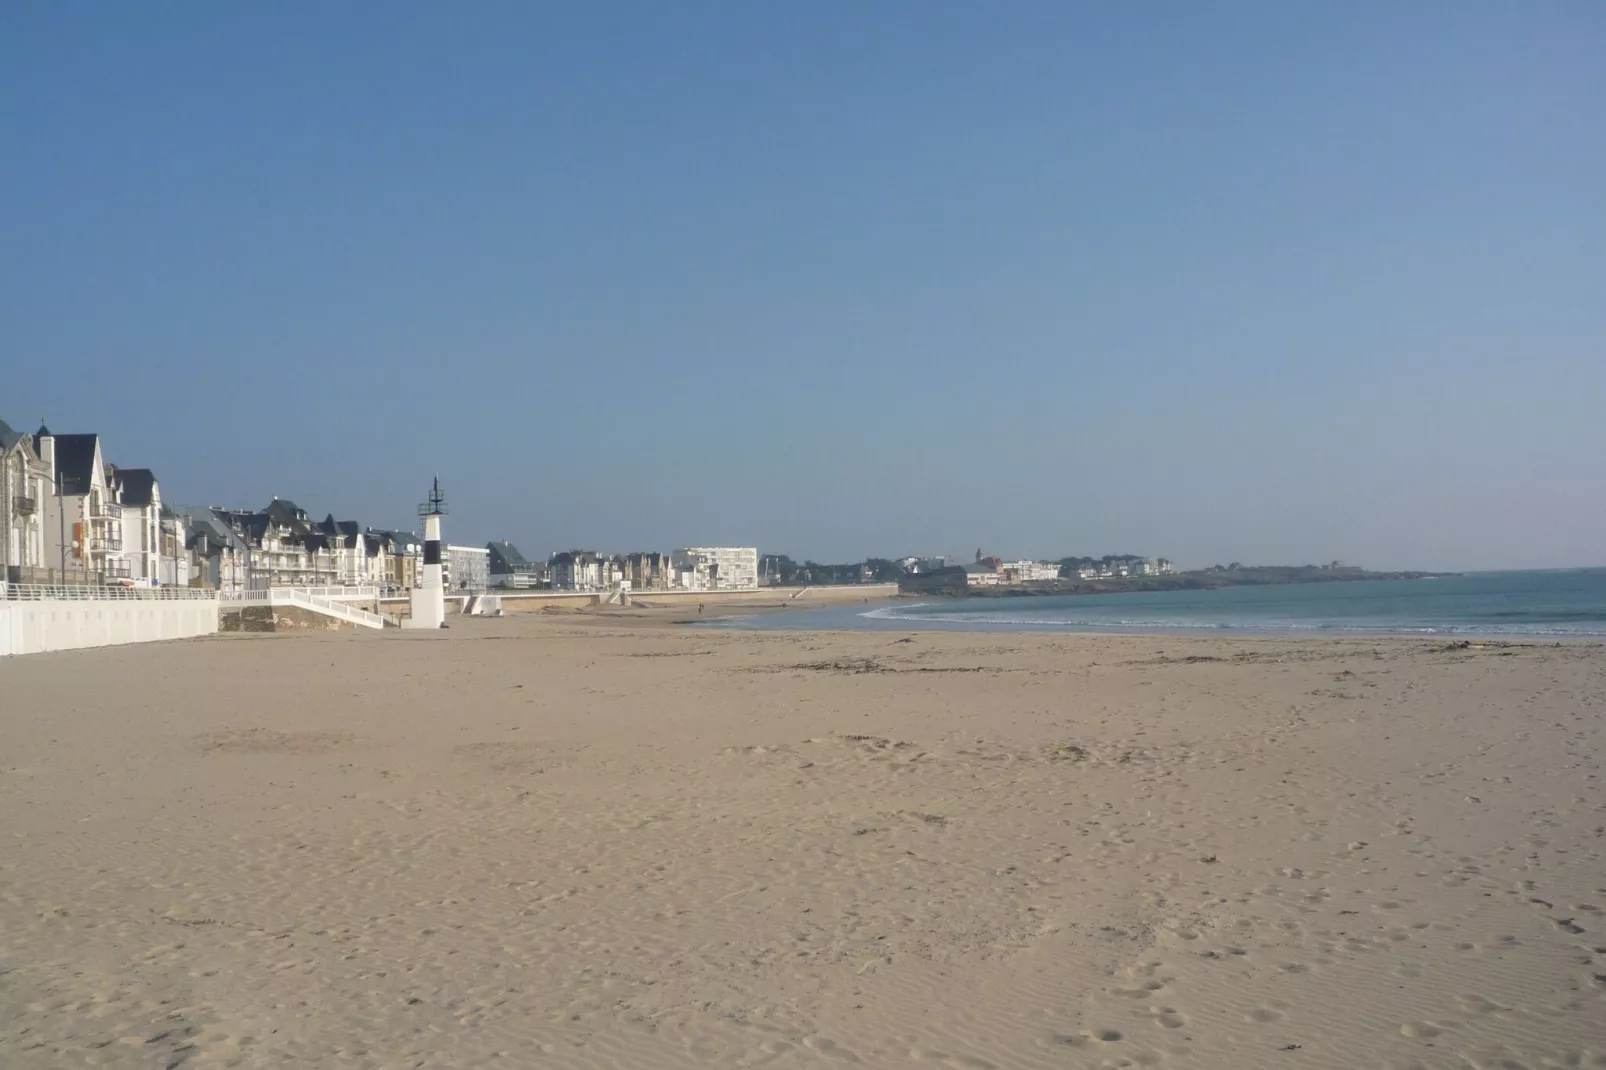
[2,617,1603,1069]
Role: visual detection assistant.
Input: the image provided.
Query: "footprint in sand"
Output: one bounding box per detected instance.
[1149,1007,1186,1029]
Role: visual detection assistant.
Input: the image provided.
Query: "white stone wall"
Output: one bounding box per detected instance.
[0,598,219,657]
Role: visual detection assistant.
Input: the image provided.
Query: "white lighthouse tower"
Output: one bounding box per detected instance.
[401,476,448,630]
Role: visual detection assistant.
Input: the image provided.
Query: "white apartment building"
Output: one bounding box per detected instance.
[671,547,759,591]
[109,466,164,584]
[444,545,489,591]
[1001,560,1061,583]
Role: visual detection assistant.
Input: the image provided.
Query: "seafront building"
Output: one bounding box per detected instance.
[109,467,164,584]
[619,551,671,591]
[444,545,490,591]
[487,541,546,588]
[669,547,759,591]
[0,420,51,580]
[2,423,177,586]
[549,550,607,591]
[541,546,759,592]
[375,531,422,590]
[965,555,1062,587]
[1001,560,1061,583]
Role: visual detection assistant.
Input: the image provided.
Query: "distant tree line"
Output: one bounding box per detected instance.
[1054,554,1147,570]
[759,555,910,586]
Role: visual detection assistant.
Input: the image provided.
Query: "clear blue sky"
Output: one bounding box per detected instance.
[4,3,1602,570]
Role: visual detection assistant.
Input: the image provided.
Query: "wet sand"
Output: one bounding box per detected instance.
[2,617,1603,1068]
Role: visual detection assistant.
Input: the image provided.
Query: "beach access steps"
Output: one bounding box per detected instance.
[218,586,386,629]
[462,594,503,616]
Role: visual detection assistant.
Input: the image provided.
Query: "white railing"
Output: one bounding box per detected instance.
[1,583,217,602]
[218,587,384,629]
[218,585,376,603]
[296,585,377,601]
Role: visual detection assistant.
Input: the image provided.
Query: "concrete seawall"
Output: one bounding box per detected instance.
[0,599,219,656]
[380,584,901,618]
[497,584,899,612]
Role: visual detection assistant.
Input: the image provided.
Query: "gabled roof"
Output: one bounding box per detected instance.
[373,529,422,553]
[315,514,359,537]
[487,540,528,571]
[0,418,20,451]
[111,466,158,507]
[52,434,101,496]
[223,511,271,543]
[264,498,310,532]
[182,508,248,554]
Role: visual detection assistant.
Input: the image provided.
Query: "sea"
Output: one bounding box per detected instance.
[705,569,1606,639]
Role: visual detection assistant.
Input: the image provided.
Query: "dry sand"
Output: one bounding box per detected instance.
[2,617,1603,1069]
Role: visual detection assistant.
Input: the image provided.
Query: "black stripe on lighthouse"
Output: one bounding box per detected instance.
[423,541,441,565]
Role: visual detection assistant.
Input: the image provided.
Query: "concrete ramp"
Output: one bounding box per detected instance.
[221,589,386,629]
[463,595,503,616]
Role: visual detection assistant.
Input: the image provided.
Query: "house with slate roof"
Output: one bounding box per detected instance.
[1,418,52,579]
[370,529,422,590]
[110,466,163,584]
[33,426,120,581]
[487,540,546,588]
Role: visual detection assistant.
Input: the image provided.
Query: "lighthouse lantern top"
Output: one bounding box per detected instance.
[418,476,449,517]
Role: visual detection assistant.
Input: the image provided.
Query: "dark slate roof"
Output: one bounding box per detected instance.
[264,498,309,531]
[0,418,20,451]
[371,529,422,554]
[53,434,101,496]
[315,515,360,538]
[230,512,272,542]
[487,540,528,571]
[180,508,248,554]
[112,467,158,507]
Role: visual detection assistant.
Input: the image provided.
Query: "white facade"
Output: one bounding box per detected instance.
[1,428,50,575]
[109,469,163,584]
[550,552,603,591]
[38,432,119,582]
[1001,561,1060,583]
[444,545,490,591]
[671,547,759,591]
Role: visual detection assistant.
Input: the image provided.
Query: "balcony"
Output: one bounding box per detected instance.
[90,537,124,552]
[12,495,36,515]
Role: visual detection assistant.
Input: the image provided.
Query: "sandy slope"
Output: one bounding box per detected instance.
[1,616,1603,1069]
